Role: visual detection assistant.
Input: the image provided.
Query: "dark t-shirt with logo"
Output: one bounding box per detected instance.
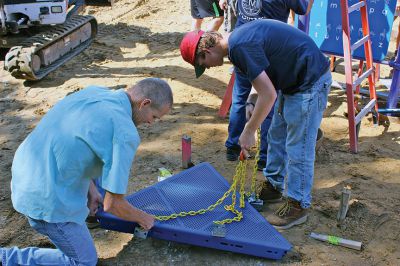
[228,20,329,94]
[235,0,308,26]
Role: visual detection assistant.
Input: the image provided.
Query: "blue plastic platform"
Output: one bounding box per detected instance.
[96,162,292,260]
[307,0,397,62]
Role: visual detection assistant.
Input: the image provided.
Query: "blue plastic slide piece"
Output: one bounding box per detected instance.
[96,162,292,260]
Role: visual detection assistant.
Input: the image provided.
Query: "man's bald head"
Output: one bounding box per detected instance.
[128,78,173,111]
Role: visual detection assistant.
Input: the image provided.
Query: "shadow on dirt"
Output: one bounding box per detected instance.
[24,22,185,87]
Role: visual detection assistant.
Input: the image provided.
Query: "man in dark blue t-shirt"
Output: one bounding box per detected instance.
[234,0,311,27]
[218,0,313,173]
[180,19,331,229]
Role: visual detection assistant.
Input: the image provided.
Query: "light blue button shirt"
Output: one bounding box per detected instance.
[11,86,140,224]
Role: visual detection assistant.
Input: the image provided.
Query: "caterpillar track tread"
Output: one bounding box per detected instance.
[4,15,97,80]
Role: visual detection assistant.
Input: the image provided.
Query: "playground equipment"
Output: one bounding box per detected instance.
[337,0,378,153]
[302,0,400,152]
[96,133,292,259]
[96,162,292,260]
[218,70,235,118]
[220,1,399,152]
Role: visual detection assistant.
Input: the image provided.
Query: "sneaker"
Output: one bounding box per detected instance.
[226,147,241,161]
[258,181,282,203]
[257,159,266,171]
[267,198,308,230]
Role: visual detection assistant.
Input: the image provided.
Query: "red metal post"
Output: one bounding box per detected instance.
[340,0,358,153]
[218,72,235,118]
[360,0,379,118]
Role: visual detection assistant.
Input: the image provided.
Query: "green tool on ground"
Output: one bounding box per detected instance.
[310,232,362,250]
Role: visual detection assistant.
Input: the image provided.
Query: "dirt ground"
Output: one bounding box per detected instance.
[1,0,400,265]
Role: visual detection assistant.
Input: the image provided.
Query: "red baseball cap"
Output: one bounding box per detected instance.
[180,30,206,78]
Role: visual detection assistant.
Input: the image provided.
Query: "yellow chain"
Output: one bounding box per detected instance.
[155,160,244,224]
[239,159,246,208]
[154,130,261,225]
[251,129,261,198]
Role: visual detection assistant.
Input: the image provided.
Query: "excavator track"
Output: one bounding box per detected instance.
[4,15,97,81]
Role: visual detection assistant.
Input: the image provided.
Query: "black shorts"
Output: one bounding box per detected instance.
[191,0,224,19]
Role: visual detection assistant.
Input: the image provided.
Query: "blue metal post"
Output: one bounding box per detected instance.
[387,52,400,110]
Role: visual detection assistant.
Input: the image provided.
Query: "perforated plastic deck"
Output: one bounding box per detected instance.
[96,162,292,260]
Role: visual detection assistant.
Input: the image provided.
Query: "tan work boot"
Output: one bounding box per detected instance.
[267,198,308,230]
[258,181,282,203]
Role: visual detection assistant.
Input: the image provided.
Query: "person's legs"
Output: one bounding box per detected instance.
[225,70,273,161]
[258,102,275,169]
[190,0,203,30]
[225,70,251,160]
[2,246,72,266]
[267,71,331,229]
[258,94,285,202]
[192,18,203,31]
[207,16,224,31]
[263,91,287,192]
[203,0,224,31]
[1,217,97,265]
[284,71,331,209]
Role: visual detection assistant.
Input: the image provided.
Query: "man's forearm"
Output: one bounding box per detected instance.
[103,192,150,225]
[246,72,277,132]
[108,199,145,222]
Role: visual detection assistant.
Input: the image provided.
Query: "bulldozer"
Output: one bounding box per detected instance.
[0,0,110,81]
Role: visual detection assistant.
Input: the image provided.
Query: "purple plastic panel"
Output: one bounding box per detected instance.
[96,162,292,260]
[387,56,400,109]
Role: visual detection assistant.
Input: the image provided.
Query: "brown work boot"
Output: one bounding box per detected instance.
[259,181,282,203]
[267,198,308,230]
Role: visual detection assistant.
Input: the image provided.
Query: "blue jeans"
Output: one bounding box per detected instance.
[1,217,97,266]
[225,69,274,162]
[264,70,332,209]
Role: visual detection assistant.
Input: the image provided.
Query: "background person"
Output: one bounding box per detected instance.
[191,0,225,31]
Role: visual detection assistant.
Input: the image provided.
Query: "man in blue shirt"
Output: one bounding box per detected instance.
[1,78,173,265]
[219,0,313,172]
[180,19,331,229]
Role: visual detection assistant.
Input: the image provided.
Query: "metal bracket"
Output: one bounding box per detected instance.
[248,193,264,211]
[134,227,149,239]
[337,187,351,226]
[211,224,226,238]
